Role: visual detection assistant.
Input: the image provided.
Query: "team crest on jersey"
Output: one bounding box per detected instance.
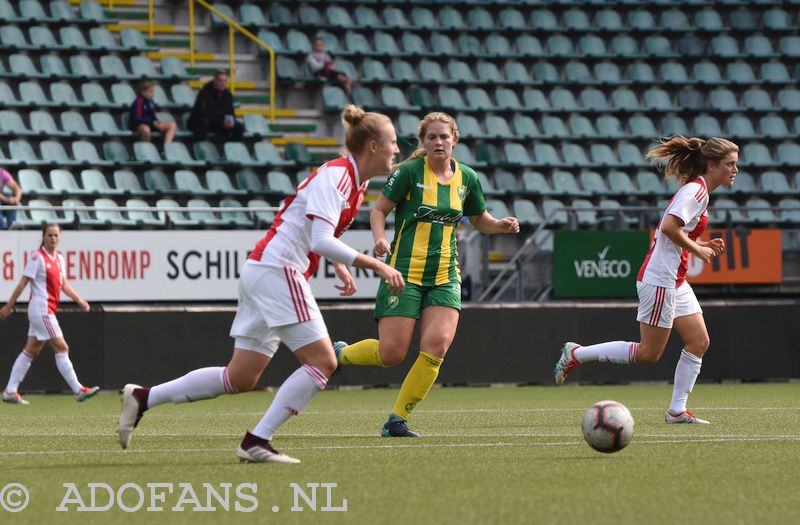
[457,185,467,201]
[387,295,399,309]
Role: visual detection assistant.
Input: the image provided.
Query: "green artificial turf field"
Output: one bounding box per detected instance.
[1,383,799,525]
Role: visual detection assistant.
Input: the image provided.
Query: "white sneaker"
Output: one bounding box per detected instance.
[665,410,710,424]
[75,386,100,402]
[237,431,300,464]
[119,384,143,449]
[2,391,29,405]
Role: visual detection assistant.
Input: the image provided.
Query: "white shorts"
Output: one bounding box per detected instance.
[229,263,329,357]
[636,281,702,329]
[28,314,63,341]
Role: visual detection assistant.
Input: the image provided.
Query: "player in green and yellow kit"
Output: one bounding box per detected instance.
[334,112,520,436]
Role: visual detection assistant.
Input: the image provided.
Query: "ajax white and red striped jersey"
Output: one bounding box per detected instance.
[248,154,367,278]
[23,248,65,315]
[638,176,709,288]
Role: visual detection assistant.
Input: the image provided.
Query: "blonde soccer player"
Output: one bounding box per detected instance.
[554,136,739,425]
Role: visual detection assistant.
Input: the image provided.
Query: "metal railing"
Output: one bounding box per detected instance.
[137,0,277,121]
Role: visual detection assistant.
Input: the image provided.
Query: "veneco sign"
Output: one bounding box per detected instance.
[0,231,385,301]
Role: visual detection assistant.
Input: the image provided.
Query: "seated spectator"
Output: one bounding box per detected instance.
[306,37,352,95]
[187,70,244,142]
[128,80,177,144]
[0,167,22,230]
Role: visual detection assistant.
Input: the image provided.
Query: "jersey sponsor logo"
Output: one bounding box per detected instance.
[413,205,463,224]
[456,185,467,201]
[573,245,632,279]
[416,183,432,189]
[387,295,399,309]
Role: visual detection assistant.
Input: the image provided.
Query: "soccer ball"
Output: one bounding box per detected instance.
[582,400,634,453]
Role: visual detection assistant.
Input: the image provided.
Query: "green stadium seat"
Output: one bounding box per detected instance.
[396,113,419,138]
[627,9,656,30]
[342,31,369,54]
[659,115,687,136]
[572,199,598,226]
[390,60,416,83]
[467,7,493,30]
[594,62,622,83]
[86,27,117,51]
[694,115,723,136]
[515,35,543,56]
[235,169,264,194]
[239,3,267,27]
[19,0,50,22]
[80,0,114,23]
[419,59,444,82]
[126,198,163,227]
[476,61,501,83]
[534,144,561,167]
[439,6,465,29]
[608,171,635,194]
[156,198,195,228]
[47,82,79,108]
[81,82,112,107]
[549,88,578,110]
[113,170,148,196]
[565,61,592,83]
[432,32,458,55]
[522,171,555,195]
[779,37,800,57]
[561,143,590,167]
[627,62,656,84]
[325,5,351,27]
[513,199,542,226]
[709,198,746,225]
[144,170,174,194]
[494,171,520,193]
[191,141,219,163]
[19,169,54,196]
[466,87,494,110]
[695,9,723,30]
[761,62,791,83]
[530,9,558,30]
[743,88,775,110]
[597,115,626,138]
[618,143,645,166]
[175,169,210,194]
[453,143,483,167]
[362,59,390,82]
[188,198,229,227]
[611,35,639,57]
[693,62,722,84]
[629,115,657,137]
[1,25,29,48]
[678,35,705,56]
[590,144,619,167]
[322,86,348,112]
[533,62,562,83]
[742,143,774,167]
[710,35,740,58]
[436,86,467,111]
[595,8,623,30]
[381,6,407,28]
[0,0,17,21]
[511,115,538,140]
[169,84,195,108]
[81,169,117,195]
[111,83,136,107]
[499,8,525,30]
[31,25,61,49]
[268,3,292,25]
[760,171,793,193]
[542,199,568,225]
[778,88,800,110]
[410,7,435,29]
[354,6,380,27]
[63,197,105,226]
[763,9,791,30]
[474,143,500,166]
[27,198,70,226]
[409,86,434,109]
[351,86,377,109]
[564,8,590,30]
[707,88,739,111]
[163,142,201,166]
[729,8,757,30]
[505,143,536,167]
[486,199,511,221]
[50,169,84,194]
[9,139,40,166]
[579,35,607,57]
[132,141,165,165]
[643,35,673,56]
[41,55,70,79]
[374,31,400,55]
[267,171,294,196]
[580,88,609,110]
[542,116,569,138]
[0,110,31,136]
[728,171,757,194]
[778,143,800,165]
[485,115,514,139]
[546,35,574,56]
[219,198,253,228]
[636,171,666,195]
[71,140,108,166]
[205,170,244,196]
[400,32,426,55]
[11,54,41,78]
[102,140,132,164]
[643,87,675,110]
[494,88,523,111]
[255,141,294,168]
[779,198,800,224]
[221,142,257,167]
[40,140,72,165]
[130,56,158,79]
[68,55,99,79]
[760,116,789,138]
[88,111,122,137]
[726,61,755,84]
[160,57,191,80]
[248,199,275,227]
[580,171,609,195]
[660,8,688,28]
[745,36,775,57]
[207,2,234,26]
[569,115,596,138]
[475,171,497,195]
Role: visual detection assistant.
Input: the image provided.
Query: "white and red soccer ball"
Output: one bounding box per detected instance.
[582,400,634,453]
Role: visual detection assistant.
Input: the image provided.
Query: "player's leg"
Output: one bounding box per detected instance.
[382,304,458,437]
[336,281,420,367]
[239,319,337,464]
[665,283,709,423]
[136,124,151,142]
[2,336,44,404]
[48,335,99,401]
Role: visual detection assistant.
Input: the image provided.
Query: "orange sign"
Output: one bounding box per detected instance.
[686,229,782,284]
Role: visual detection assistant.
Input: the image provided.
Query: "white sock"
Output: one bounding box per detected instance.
[5,351,34,393]
[54,352,83,393]
[573,341,637,364]
[252,365,327,441]
[668,350,702,414]
[148,366,233,408]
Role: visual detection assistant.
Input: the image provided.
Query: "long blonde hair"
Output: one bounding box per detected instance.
[399,112,460,165]
[341,104,392,155]
[647,135,739,185]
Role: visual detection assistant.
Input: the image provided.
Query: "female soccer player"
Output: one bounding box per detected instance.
[335,112,520,437]
[0,224,99,404]
[554,136,739,424]
[118,105,405,463]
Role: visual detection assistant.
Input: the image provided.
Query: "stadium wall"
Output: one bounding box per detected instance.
[1,301,797,392]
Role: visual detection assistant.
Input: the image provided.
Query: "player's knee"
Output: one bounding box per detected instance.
[688,335,710,356]
[316,355,338,378]
[635,344,662,364]
[229,373,258,392]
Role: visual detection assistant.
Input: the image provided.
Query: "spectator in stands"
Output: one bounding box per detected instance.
[306,37,352,96]
[187,69,244,141]
[0,167,22,230]
[0,224,100,405]
[554,135,739,425]
[118,105,405,463]
[129,80,177,144]
[334,112,521,437]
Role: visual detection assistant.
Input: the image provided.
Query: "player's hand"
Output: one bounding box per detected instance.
[333,263,357,297]
[373,239,391,257]
[78,299,90,312]
[695,246,715,263]
[500,217,520,234]
[0,304,11,321]
[377,263,404,295]
[705,238,725,256]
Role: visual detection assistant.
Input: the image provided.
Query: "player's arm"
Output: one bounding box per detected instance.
[61,280,90,312]
[661,214,716,263]
[310,218,404,294]
[332,261,357,297]
[0,276,31,320]
[469,211,520,235]
[370,195,397,256]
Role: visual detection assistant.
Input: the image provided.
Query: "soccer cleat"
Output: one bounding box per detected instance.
[665,410,710,424]
[2,391,29,405]
[75,386,100,402]
[554,342,581,385]
[118,383,146,449]
[236,431,301,464]
[332,341,347,374]
[381,414,421,437]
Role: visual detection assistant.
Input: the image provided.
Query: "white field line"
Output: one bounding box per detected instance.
[2,435,800,457]
[2,432,800,439]
[2,406,799,421]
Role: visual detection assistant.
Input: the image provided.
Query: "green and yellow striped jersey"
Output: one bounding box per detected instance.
[382,156,486,286]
